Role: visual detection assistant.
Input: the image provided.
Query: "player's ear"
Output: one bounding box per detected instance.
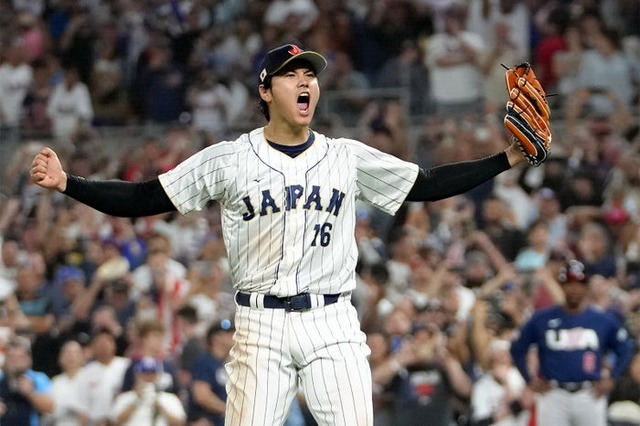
[258,85,272,103]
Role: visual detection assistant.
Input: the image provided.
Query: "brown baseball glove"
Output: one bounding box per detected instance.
[503,62,552,167]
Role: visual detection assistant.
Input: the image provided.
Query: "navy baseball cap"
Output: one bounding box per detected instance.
[258,44,327,85]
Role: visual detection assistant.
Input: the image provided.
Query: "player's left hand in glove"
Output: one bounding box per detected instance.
[503,62,552,167]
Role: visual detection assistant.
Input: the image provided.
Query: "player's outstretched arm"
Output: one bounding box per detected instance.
[29,148,176,218]
[30,147,68,192]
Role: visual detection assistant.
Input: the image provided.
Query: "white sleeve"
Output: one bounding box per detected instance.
[346,139,419,215]
[158,140,237,215]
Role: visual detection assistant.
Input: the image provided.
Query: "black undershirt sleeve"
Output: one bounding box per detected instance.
[406,152,511,202]
[63,175,177,217]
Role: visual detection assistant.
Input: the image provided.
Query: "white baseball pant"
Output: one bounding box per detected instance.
[536,387,607,426]
[225,299,373,425]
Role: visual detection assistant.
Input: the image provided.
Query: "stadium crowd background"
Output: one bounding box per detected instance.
[0,0,640,425]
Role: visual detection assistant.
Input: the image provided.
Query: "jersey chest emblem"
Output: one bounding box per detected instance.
[241,184,346,221]
[545,327,600,351]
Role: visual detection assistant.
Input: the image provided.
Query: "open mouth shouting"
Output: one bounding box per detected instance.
[297,92,310,115]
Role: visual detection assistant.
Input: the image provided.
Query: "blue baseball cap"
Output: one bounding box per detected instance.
[56,266,85,284]
[134,356,160,374]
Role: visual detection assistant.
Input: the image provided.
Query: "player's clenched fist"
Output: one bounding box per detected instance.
[30,147,67,192]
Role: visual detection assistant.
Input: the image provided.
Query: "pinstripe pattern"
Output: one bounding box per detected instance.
[227,300,372,426]
[158,128,418,296]
[157,127,418,425]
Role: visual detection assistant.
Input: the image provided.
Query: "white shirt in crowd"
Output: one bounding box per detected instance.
[74,356,130,424]
[46,80,93,140]
[0,62,33,126]
[111,389,186,426]
[45,372,84,426]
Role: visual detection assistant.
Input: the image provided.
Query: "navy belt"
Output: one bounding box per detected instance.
[235,292,341,312]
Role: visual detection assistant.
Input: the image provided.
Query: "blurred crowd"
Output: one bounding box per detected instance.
[1,0,640,425]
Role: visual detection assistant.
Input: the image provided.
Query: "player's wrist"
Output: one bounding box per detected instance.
[58,172,68,193]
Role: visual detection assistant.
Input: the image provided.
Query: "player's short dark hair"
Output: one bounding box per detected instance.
[258,78,272,122]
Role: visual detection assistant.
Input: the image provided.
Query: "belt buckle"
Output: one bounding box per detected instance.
[284,294,311,312]
[561,382,582,392]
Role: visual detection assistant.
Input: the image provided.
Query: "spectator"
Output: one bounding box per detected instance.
[57,5,97,85]
[111,356,186,426]
[470,338,528,426]
[187,319,235,426]
[183,260,235,336]
[531,4,571,93]
[552,23,586,109]
[385,323,471,426]
[477,195,527,262]
[532,187,568,251]
[0,335,54,425]
[46,339,86,426]
[320,50,371,125]
[130,232,190,352]
[376,39,430,116]
[121,318,178,395]
[368,329,395,426]
[565,26,635,128]
[46,63,94,144]
[359,262,395,333]
[21,57,54,139]
[185,69,233,141]
[74,328,130,426]
[513,219,551,272]
[90,22,129,126]
[424,4,485,119]
[174,304,205,404]
[385,227,421,303]
[558,170,604,211]
[14,259,58,376]
[91,305,129,356]
[466,0,530,61]
[588,274,626,325]
[0,35,33,131]
[131,38,187,125]
[0,235,26,299]
[49,266,87,336]
[576,221,617,279]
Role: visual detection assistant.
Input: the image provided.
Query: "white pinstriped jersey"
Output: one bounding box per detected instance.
[158,127,419,296]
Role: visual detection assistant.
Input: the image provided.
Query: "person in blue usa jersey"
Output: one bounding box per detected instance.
[509,259,634,426]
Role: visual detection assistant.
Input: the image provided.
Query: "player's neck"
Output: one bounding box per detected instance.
[264,123,310,146]
[563,302,587,315]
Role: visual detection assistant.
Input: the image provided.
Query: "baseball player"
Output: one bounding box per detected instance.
[509,259,635,426]
[31,44,530,425]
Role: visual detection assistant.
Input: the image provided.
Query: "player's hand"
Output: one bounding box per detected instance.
[30,147,67,192]
[592,376,614,398]
[527,377,551,394]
